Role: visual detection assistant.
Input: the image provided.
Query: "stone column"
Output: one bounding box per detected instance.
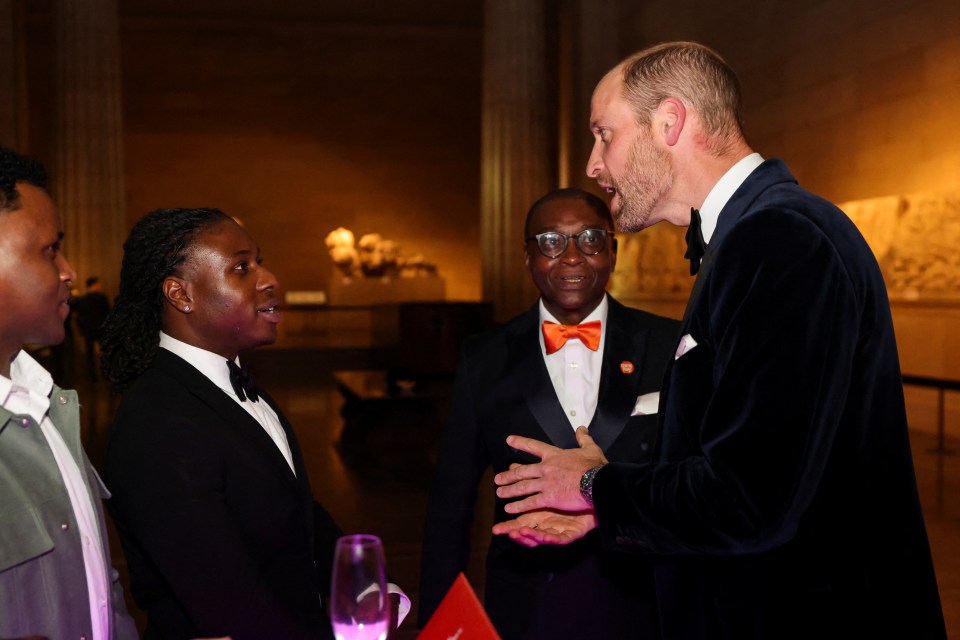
[0,0,26,148]
[53,0,125,294]
[481,0,551,322]
[563,0,620,192]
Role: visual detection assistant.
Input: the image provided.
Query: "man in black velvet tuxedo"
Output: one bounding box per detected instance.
[492,42,946,639]
[419,188,679,638]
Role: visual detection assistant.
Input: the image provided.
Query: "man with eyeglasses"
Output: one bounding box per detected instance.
[419,187,679,639]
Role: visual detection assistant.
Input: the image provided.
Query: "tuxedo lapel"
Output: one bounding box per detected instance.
[681,159,798,329]
[262,392,311,485]
[589,299,648,452]
[508,307,578,449]
[154,350,300,488]
[666,159,799,443]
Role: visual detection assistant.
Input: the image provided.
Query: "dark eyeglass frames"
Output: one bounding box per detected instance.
[525,228,613,259]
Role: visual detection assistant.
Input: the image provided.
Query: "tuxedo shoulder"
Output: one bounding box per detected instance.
[459,322,511,361]
[744,181,859,239]
[119,360,190,402]
[613,301,681,334]
[729,198,872,274]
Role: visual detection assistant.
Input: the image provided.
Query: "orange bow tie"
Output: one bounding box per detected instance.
[542,320,602,354]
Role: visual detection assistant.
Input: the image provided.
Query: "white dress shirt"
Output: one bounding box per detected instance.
[158,332,296,474]
[698,152,764,244]
[539,295,608,430]
[1,350,111,640]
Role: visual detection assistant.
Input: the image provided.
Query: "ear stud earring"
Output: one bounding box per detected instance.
[183,305,191,312]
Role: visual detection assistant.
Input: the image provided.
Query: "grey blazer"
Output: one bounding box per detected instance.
[0,383,139,640]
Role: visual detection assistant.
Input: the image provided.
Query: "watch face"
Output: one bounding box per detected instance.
[580,465,602,506]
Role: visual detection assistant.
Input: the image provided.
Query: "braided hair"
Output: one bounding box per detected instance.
[0,145,49,213]
[101,207,232,393]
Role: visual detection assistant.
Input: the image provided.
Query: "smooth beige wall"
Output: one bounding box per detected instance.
[120,10,484,301]
[615,0,960,202]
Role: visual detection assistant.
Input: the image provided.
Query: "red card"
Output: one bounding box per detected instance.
[418,573,500,640]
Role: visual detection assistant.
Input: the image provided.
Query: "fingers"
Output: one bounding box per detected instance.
[494,463,539,487]
[492,509,596,548]
[506,434,558,459]
[507,528,544,547]
[490,521,563,547]
[495,476,542,500]
[491,513,536,535]
[500,493,544,514]
[574,425,596,447]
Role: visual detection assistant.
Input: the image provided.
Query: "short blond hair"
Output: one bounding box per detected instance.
[618,42,745,155]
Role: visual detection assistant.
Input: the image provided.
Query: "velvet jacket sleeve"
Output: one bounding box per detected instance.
[595,207,863,555]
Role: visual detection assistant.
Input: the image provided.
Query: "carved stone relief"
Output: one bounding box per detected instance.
[608,222,690,301]
[841,192,960,300]
[609,191,960,303]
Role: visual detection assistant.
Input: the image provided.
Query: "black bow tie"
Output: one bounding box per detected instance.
[227,360,259,403]
[684,207,706,276]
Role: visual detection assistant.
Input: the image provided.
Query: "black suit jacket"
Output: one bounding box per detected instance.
[104,349,341,640]
[594,159,946,639]
[419,295,680,639]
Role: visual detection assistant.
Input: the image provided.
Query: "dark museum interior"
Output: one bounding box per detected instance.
[2,0,959,637]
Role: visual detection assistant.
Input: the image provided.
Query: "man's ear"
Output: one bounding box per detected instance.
[609,237,618,272]
[162,276,192,313]
[656,98,686,147]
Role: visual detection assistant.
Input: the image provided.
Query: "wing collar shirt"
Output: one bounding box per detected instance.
[0,350,111,640]
[540,294,608,430]
[698,152,764,244]
[158,332,296,475]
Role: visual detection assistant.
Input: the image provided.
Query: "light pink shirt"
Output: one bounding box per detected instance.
[0,351,111,640]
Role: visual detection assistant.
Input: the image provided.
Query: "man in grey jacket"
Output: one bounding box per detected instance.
[0,145,139,640]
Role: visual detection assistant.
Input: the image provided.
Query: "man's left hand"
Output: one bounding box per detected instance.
[494,426,607,513]
[492,508,597,547]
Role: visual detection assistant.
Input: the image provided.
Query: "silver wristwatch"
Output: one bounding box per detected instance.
[579,465,605,506]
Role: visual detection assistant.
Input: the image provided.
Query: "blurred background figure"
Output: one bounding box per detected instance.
[74,276,111,381]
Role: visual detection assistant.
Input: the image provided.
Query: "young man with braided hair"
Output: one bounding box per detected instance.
[101,207,408,640]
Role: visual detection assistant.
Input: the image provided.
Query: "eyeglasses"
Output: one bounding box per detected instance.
[525,228,613,259]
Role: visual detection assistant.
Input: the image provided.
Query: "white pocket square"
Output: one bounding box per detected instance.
[674,333,698,360]
[631,391,661,416]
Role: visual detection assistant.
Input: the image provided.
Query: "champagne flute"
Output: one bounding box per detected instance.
[330,534,390,640]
